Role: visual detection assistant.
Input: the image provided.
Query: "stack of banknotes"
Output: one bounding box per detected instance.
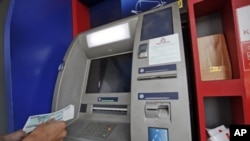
[23,104,75,133]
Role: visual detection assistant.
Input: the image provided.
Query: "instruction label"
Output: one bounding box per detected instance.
[148,33,181,65]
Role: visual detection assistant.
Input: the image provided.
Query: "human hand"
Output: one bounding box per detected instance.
[1,130,27,141]
[23,119,67,141]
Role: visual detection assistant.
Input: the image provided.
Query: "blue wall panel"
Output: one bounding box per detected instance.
[89,0,177,28]
[9,0,73,130]
[90,0,121,28]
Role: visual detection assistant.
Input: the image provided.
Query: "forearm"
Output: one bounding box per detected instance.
[0,130,27,141]
[0,136,4,141]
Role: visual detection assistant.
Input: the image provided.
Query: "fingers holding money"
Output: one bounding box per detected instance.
[22,105,74,133]
[23,120,67,141]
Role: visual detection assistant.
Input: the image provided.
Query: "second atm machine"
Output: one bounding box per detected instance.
[52,2,193,141]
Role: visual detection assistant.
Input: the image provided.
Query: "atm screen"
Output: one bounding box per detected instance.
[86,53,132,93]
[140,7,173,41]
[148,127,169,141]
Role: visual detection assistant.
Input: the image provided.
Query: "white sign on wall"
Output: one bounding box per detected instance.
[237,5,250,42]
[236,5,250,71]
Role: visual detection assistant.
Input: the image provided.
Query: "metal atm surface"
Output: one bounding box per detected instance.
[52,1,192,141]
[131,2,192,141]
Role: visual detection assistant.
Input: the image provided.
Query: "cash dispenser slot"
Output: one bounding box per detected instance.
[145,102,171,120]
[137,73,177,81]
[92,104,127,115]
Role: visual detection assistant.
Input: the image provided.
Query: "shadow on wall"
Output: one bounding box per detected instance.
[0,0,10,134]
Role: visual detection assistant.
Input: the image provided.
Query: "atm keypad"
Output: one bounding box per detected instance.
[80,122,116,139]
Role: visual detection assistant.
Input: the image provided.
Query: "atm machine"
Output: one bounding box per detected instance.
[52,2,192,141]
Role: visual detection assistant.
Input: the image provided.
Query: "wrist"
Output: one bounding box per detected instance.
[22,135,34,141]
[23,131,47,141]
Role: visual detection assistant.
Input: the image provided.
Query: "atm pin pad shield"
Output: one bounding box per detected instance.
[67,120,116,139]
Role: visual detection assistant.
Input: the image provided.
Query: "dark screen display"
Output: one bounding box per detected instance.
[141,7,173,41]
[86,53,132,93]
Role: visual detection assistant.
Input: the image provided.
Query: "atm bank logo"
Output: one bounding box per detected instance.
[230,125,250,141]
[156,37,170,45]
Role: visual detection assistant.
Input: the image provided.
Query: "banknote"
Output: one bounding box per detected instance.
[23,104,74,133]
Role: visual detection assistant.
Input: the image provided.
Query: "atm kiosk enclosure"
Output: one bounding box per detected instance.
[52,15,137,141]
[52,2,192,141]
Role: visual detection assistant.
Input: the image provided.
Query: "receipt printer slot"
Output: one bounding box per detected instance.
[145,102,170,120]
[137,74,177,81]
